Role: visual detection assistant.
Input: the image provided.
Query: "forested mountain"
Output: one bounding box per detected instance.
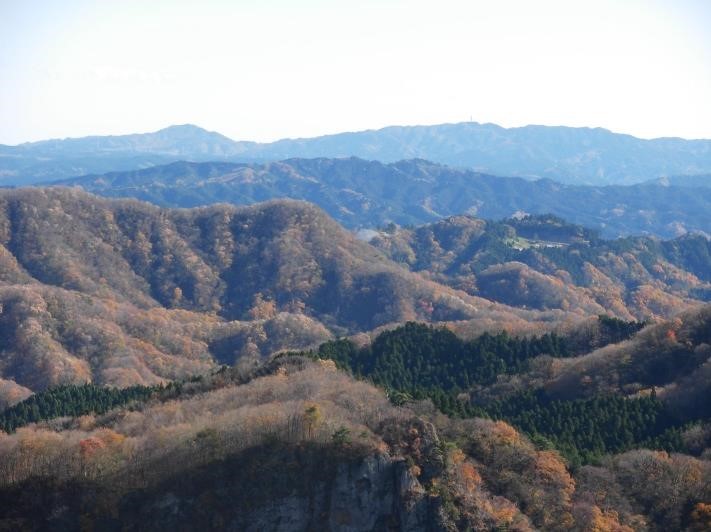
[0,188,573,407]
[544,304,711,407]
[1,188,709,531]
[1,186,709,404]
[0,187,561,328]
[371,214,711,320]
[1,340,709,530]
[56,157,711,238]
[4,122,711,186]
[289,310,711,462]
[1,187,708,402]
[5,0,711,526]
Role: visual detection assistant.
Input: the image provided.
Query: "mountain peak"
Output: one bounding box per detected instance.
[162,123,206,131]
[158,124,215,135]
[151,123,235,142]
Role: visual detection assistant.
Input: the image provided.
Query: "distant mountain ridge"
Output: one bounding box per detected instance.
[19,124,248,156]
[3,122,711,185]
[57,157,711,238]
[644,173,711,188]
[239,122,711,185]
[0,125,256,185]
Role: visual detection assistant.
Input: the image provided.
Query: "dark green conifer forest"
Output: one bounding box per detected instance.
[288,319,707,466]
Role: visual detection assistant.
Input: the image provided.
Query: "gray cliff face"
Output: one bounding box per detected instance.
[237,454,446,532]
[125,421,452,531]
[120,451,450,532]
[20,421,454,531]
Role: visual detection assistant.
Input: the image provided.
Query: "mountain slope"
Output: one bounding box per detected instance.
[0,188,570,403]
[1,350,707,531]
[511,304,711,413]
[4,121,711,185]
[293,316,711,465]
[370,214,711,320]
[57,157,711,238]
[0,187,546,329]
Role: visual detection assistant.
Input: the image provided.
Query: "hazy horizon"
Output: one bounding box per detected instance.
[5,119,711,148]
[2,0,710,145]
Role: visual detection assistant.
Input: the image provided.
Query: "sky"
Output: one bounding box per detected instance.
[1,0,710,145]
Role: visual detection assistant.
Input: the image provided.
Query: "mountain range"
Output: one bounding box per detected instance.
[3,122,711,186]
[0,187,577,407]
[1,304,709,530]
[2,123,711,531]
[644,173,711,188]
[370,213,711,321]
[56,157,711,238]
[1,187,710,408]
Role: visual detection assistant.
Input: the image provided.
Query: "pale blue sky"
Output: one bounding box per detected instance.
[1,0,710,144]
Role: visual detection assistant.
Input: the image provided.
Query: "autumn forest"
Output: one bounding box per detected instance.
[0,180,706,531]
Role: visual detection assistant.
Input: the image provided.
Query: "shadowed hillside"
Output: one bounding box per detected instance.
[546,305,711,406]
[451,304,711,424]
